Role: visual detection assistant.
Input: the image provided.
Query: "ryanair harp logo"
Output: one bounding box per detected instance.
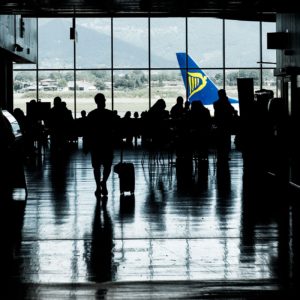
[187,72,207,98]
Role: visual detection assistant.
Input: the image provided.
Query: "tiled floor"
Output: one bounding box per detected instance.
[1,142,299,298]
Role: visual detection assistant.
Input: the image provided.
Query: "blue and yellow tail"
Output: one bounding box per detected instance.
[176,52,238,105]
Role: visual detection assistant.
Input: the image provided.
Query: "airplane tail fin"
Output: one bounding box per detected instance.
[176,52,238,105]
[176,52,219,105]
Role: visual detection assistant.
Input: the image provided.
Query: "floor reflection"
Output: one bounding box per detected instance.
[241,166,292,286]
[84,196,115,282]
[2,147,297,296]
[49,153,71,225]
[119,194,135,219]
[0,197,26,288]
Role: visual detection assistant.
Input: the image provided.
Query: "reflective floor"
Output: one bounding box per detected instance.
[1,141,300,299]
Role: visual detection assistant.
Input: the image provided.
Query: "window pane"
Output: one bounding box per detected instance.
[13,63,36,70]
[262,69,276,94]
[225,68,260,103]
[151,18,185,68]
[113,18,148,68]
[188,18,223,68]
[38,18,73,69]
[225,20,260,68]
[76,70,112,118]
[13,70,37,113]
[113,70,149,117]
[151,70,185,112]
[38,71,74,116]
[262,21,276,67]
[76,18,111,68]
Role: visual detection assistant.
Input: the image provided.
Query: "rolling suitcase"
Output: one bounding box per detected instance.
[114,147,135,194]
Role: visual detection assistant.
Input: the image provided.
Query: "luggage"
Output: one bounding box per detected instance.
[114,162,135,194]
[114,146,135,194]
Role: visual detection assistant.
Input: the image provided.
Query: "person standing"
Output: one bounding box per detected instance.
[213,89,236,162]
[85,93,115,197]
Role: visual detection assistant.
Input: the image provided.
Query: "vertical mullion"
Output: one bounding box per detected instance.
[186,17,188,101]
[223,19,226,90]
[259,21,263,90]
[73,17,76,118]
[111,17,114,111]
[36,18,39,101]
[148,17,151,110]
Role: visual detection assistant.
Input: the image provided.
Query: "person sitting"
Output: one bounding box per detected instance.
[121,111,134,148]
[187,100,212,161]
[170,96,184,120]
[146,99,170,150]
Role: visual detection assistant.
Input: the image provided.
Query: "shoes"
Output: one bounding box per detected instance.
[100,181,108,196]
[94,186,101,197]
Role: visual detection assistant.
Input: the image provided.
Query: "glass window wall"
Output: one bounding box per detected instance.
[76,18,111,69]
[225,20,260,68]
[188,18,223,68]
[13,17,276,118]
[114,18,148,69]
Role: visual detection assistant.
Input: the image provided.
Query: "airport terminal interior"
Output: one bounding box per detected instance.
[1,1,300,299]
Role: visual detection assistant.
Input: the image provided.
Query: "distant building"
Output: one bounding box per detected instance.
[67,80,97,91]
[39,79,58,91]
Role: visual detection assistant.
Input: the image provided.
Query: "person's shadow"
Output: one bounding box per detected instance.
[84,196,115,282]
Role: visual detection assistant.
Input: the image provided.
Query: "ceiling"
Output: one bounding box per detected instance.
[0,1,297,21]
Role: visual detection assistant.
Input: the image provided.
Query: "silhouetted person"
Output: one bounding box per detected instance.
[75,110,87,136]
[113,110,121,120]
[121,111,134,148]
[188,100,212,161]
[170,96,184,120]
[213,89,236,161]
[86,93,115,197]
[133,111,141,148]
[146,98,170,150]
[75,110,88,151]
[183,100,191,115]
[26,99,41,155]
[48,96,73,152]
[112,110,122,147]
[61,101,75,143]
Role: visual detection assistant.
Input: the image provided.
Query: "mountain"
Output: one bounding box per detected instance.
[38,19,275,69]
[38,19,174,68]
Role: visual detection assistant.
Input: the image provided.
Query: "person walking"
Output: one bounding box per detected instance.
[85,93,115,197]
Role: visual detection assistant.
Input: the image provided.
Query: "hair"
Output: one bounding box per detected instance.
[124,111,131,118]
[94,93,106,105]
[177,96,184,104]
[184,100,190,108]
[53,96,62,106]
[218,89,227,98]
[157,98,166,110]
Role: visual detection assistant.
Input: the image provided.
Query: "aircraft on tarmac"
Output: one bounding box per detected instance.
[176,52,239,106]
